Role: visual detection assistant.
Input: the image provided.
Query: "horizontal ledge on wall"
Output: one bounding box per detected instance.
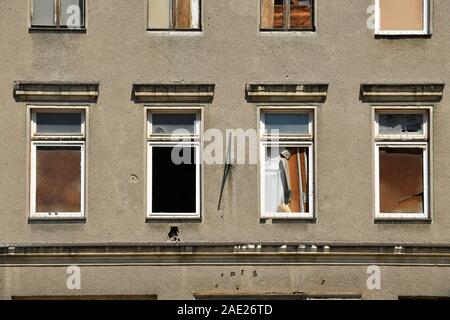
[132,83,215,103]
[360,84,445,103]
[246,84,329,103]
[13,82,100,103]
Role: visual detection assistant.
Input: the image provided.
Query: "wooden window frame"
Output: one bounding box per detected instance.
[30,0,86,30]
[259,108,315,219]
[373,107,431,220]
[260,0,316,32]
[375,0,430,36]
[146,108,202,219]
[29,107,87,220]
[147,0,202,31]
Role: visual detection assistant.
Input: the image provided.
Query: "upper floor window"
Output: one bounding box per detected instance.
[260,0,315,31]
[375,0,430,35]
[147,109,202,219]
[31,0,85,30]
[374,108,430,220]
[259,108,315,219]
[29,108,87,220]
[147,0,201,31]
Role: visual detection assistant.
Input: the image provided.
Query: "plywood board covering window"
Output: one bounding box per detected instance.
[261,0,314,31]
[36,146,81,213]
[260,109,314,219]
[147,109,201,219]
[148,0,200,30]
[374,109,430,220]
[30,108,86,219]
[376,0,429,35]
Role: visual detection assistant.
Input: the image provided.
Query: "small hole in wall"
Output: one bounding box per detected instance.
[168,226,180,242]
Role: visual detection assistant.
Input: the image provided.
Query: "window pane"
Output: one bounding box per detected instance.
[152,113,196,135]
[379,0,424,31]
[36,146,81,213]
[152,146,196,213]
[60,0,84,27]
[36,113,82,135]
[289,0,313,29]
[174,0,191,29]
[265,147,309,213]
[379,147,424,213]
[32,0,56,26]
[264,113,310,135]
[378,114,424,135]
[148,0,171,29]
[261,0,284,29]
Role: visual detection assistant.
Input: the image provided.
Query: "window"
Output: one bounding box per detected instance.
[259,109,314,219]
[260,0,315,31]
[147,0,201,31]
[374,109,430,220]
[147,109,201,219]
[375,0,429,35]
[30,108,86,219]
[31,0,85,29]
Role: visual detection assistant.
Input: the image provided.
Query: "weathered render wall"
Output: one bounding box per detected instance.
[1,0,450,299]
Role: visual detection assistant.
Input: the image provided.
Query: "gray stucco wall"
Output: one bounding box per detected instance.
[0,0,450,299]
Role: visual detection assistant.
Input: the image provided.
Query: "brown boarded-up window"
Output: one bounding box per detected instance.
[379,147,424,213]
[379,0,424,31]
[289,0,313,29]
[36,146,81,213]
[148,0,200,30]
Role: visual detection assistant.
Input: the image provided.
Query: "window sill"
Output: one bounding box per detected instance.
[375,217,432,224]
[29,27,87,34]
[261,217,316,224]
[28,217,87,224]
[145,30,203,37]
[259,30,316,37]
[374,33,431,40]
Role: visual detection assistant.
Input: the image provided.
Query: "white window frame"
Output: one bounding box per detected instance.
[375,0,429,35]
[374,107,430,220]
[29,107,87,219]
[146,108,202,219]
[259,108,315,219]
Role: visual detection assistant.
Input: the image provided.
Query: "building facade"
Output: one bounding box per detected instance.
[1,0,450,300]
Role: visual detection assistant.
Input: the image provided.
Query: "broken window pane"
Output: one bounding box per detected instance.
[379,147,424,213]
[379,114,424,135]
[148,0,171,29]
[36,146,81,213]
[36,112,82,135]
[261,0,285,29]
[265,113,310,135]
[152,146,196,213]
[32,0,56,26]
[289,0,313,29]
[60,0,84,27]
[379,0,424,31]
[265,146,309,213]
[152,113,196,135]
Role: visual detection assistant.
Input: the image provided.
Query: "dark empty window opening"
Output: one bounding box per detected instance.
[152,146,196,214]
[261,0,315,31]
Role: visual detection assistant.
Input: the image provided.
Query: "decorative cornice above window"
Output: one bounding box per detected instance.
[132,84,215,103]
[13,82,99,103]
[360,84,445,103]
[246,84,329,103]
